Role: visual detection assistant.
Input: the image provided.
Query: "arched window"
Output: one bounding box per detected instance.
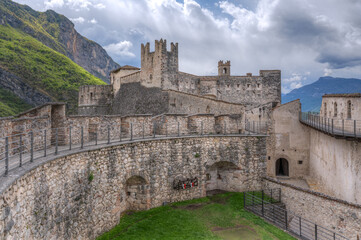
[223,68,227,74]
[276,158,289,176]
[324,103,327,117]
[347,100,352,119]
[334,102,337,117]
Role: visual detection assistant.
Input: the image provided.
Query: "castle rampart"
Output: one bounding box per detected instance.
[0,136,266,239]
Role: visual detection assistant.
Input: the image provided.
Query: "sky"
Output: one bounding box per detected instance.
[12,0,361,93]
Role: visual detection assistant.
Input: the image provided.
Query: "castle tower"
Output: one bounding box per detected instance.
[218,61,231,76]
[140,39,179,89]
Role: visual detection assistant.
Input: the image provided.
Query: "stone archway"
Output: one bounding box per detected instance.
[125,176,149,211]
[206,161,239,192]
[275,158,289,177]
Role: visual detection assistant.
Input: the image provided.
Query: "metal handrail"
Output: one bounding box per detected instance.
[244,190,349,240]
[0,120,269,177]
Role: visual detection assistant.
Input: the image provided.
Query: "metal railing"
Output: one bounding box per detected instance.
[245,120,269,134]
[244,190,349,240]
[0,120,268,177]
[300,112,361,139]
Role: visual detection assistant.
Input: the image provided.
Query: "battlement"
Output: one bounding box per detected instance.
[218,60,231,66]
[218,60,231,76]
[140,39,179,89]
[141,39,178,55]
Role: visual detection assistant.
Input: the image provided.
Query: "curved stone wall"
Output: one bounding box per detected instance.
[0,136,266,240]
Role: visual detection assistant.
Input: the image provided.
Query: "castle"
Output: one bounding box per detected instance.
[78,39,281,117]
[0,40,360,239]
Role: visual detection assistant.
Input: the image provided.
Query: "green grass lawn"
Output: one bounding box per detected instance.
[97,192,295,240]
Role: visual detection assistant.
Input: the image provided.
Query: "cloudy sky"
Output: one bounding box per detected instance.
[13,0,361,93]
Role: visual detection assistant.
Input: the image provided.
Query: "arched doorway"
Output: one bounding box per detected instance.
[275,158,289,177]
[206,161,239,192]
[125,176,149,211]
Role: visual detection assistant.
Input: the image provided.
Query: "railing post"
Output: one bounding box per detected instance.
[328,118,330,133]
[299,216,302,237]
[178,122,180,137]
[166,122,168,137]
[119,125,122,142]
[69,126,72,150]
[252,191,255,205]
[130,123,133,141]
[95,131,98,145]
[201,122,203,135]
[342,119,345,136]
[5,137,9,176]
[285,211,288,230]
[30,131,33,162]
[332,119,334,134]
[44,130,47,157]
[261,190,264,217]
[108,125,111,144]
[270,189,273,203]
[153,122,156,138]
[81,127,84,149]
[55,128,58,155]
[279,188,281,202]
[224,122,227,135]
[354,120,357,137]
[252,121,255,133]
[143,122,145,139]
[315,224,318,240]
[19,134,22,167]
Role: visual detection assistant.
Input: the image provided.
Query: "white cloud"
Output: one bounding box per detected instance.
[324,68,333,76]
[104,41,136,58]
[66,0,92,10]
[290,82,303,89]
[70,17,85,23]
[44,0,64,9]
[94,3,105,9]
[89,18,97,24]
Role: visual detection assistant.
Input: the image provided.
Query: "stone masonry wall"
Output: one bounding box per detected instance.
[264,178,361,239]
[0,136,266,240]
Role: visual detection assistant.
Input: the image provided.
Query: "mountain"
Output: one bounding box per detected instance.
[0,0,119,116]
[0,0,119,83]
[282,76,361,112]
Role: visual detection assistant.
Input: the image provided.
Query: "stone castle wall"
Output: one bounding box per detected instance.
[167,90,245,115]
[111,82,245,116]
[0,136,266,240]
[264,177,361,239]
[309,127,361,204]
[320,95,361,120]
[78,85,112,115]
[267,100,310,178]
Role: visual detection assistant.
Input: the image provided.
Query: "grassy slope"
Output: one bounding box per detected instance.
[0,25,105,115]
[97,192,295,240]
[0,87,31,117]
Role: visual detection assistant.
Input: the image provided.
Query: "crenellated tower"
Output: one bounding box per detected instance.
[218,61,231,76]
[140,39,179,89]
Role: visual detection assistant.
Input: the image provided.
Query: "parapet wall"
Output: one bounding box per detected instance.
[264,177,361,239]
[0,136,266,239]
[309,127,361,204]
